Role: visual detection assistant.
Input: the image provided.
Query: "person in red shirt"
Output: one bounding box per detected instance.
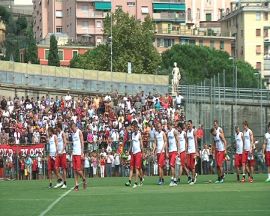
[32,156,38,180]
[196,125,204,149]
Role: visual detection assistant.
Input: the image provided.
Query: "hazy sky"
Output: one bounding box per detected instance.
[14,0,33,5]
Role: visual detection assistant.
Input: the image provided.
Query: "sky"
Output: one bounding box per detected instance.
[14,0,33,5]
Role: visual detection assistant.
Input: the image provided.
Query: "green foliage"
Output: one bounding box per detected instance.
[48,34,60,67]
[0,6,10,24]
[25,28,39,64]
[16,16,27,35]
[162,44,262,88]
[71,9,161,73]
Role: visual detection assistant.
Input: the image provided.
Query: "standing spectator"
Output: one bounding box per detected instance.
[196,125,204,149]
[25,154,33,180]
[37,153,43,179]
[0,155,4,179]
[174,92,184,110]
[114,151,120,177]
[106,152,114,177]
[32,156,38,180]
[201,144,210,175]
[84,153,91,178]
[100,155,105,178]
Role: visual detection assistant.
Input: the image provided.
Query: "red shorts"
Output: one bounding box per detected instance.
[130,152,142,169]
[248,159,255,167]
[215,151,225,168]
[157,153,165,168]
[72,155,82,171]
[187,153,196,170]
[242,151,249,165]
[56,153,67,169]
[234,154,242,168]
[169,151,177,167]
[266,151,270,166]
[179,151,186,167]
[48,156,56,171]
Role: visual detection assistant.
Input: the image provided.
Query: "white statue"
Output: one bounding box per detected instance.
[172,62,181,95]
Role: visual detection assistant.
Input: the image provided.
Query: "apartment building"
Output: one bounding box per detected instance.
[220,0,270,80]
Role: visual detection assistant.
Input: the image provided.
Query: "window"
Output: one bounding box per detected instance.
[55,10,63,18]
[220,41,224,50]
[96,37,102,45]
[187,8,192,21]
[82,21,89,29]
[127,2,135,7]
[56,26,62,33]
[256,12,261,21]
[210,40,215,48]
[189,40,195,45]
[256,45,261,55]
[264,12,268,21]
[256,28,261,36]
[72,50,78,58]
[264,29,269,38]
[256,62,262,70]
[116,5,122,9]
[199,40,203,46]
[58,50,64,60]
[206,13,212,21]
[96,20,102,28]
[141,6,149,14]
[45,49,49,60]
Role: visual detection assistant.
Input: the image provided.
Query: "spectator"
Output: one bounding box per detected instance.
[201,144,210,175]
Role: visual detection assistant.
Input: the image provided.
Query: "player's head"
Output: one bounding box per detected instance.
[243,120,248,130]
[213,120,219,129]
[177,122,183,132]
[167,122,173,130]
[157,123,162,132]
[235,126,240,133]
[56,122,62,132]
[132,121,138,132]
[210,128,216,136]
[187,120,192,130]
[71,123,77,132]
[48,127,54,136]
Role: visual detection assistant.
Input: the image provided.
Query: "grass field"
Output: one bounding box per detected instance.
[0,174,269,216]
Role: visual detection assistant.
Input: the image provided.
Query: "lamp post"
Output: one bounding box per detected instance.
[229,56,237,126]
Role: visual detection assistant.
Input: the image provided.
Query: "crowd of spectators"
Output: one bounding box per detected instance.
[0,91,267,180]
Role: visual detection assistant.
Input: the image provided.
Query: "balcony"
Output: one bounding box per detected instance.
[95,1,111,11]
[153,12,185,22]
[153,2,185,11]
[76,27,103,35]
[76,11,108,19]
[265,58,270,70]
[153,0,185,3]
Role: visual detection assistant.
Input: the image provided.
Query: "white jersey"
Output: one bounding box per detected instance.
[243,129,252,151]
[216,126,223,133]
[57,131,66,154]
[49,135,57,157]
[72,129,82,155]
[265,132,270,152]
[132,132,141,154]
[168,128,177,153]
[155,131,165,153]
[187,129,196,154]
[178,131,186,153]
[235,132,243,154]
[213,131,225,151]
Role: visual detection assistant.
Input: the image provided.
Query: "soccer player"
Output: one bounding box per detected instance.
[153,123,167,185]
[210,127,227,183]
[263,122,270,182]
[186,120,198,185]
[167,122,179,186]
[54,122,67,189]
[242,121,254,183]
[125,122,143,188]
[71,123,87,191]
[47,127,62,188]
[213,120,223,134]
[177,122,190,183]
[234,126,243,182]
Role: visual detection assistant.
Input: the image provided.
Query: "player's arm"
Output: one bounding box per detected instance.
[219,133,227,153]
[250,130,254,152]
[162,132,167,154]
[174,130,180,153]
[54,135,58,156]
[62,132,67,154]
[152,135,157,155]
[185,132,188,153]
[194,129,198,155]
[139,133,143,153]
[79,130,84,157]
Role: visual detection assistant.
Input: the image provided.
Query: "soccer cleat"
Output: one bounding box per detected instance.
[172,182,178,187]
[125,182,131,186]
[169,181,174,187]
[158,181,164,185]
[189,181,195,185]
[187,176,192,184]
[54,181,64,189]
[248,177,253,183]
[132,184,138,188]
[194,173,198,184]
[241,177,246,183]
[83,179,87,190]
[219,179,224,183]
[61,184,67,189]
[265,178,270,182]
[140,178,144,186]
[74,185,79,191]
[214,180,220,184]
[49,183,53,189]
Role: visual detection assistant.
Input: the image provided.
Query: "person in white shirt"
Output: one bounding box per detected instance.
[166,122,179,186]
[263,122,270,182]
[125,122,144,188]
[242,120,254,183]
[234,126,244,182]
[153,123,167,185]
[174,92,184,109]
[210,127,227,184]
[114,152,121,177]
[200,144,210,175]
[71,123,87,191]
[106,152,114,177]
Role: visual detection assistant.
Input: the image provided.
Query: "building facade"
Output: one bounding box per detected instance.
[220,0,270,80]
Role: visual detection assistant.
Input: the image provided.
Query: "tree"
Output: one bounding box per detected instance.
[25,28,39,64]
[48,34,60,66]
[16,16,28,35]
[0,6,10,24]
[70,9,161,73]
[161,44,261,88]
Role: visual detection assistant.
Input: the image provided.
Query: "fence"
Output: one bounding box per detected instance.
[0,61,169,96]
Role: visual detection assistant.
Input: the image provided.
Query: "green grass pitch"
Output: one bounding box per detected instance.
[0,174,269,216]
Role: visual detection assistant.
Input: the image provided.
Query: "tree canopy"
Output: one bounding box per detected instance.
[161,44,262,88]
[48,34,60,66]
[70,9,161,74]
